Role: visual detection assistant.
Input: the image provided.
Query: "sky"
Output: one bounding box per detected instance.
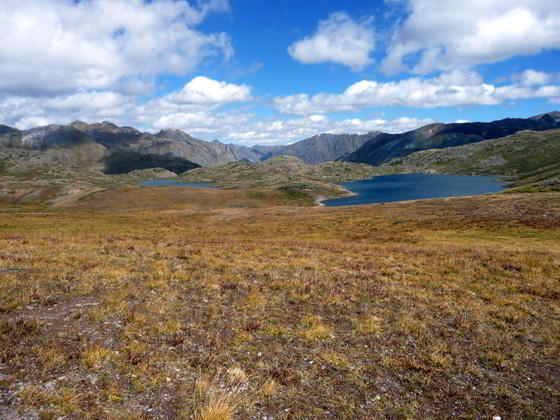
[1,0,560,145]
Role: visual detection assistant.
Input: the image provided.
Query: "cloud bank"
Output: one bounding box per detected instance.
[274,71,560,115]
[0,0,232,96]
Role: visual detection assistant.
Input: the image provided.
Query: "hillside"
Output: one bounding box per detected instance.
[180,155,388,185]
[1,193,559,418]
[342,113,560,165]
[388,129,560,188]
[0,125,108,164]
[177,155,399,202]
[0,144,179,207]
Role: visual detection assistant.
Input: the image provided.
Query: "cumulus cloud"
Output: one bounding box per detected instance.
[381,0,560,75]
[0,0,232,96]
[166,76,252,105]
[274,71,560,115]
[288,12,375,71]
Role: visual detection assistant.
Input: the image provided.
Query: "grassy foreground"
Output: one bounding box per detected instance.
[1,192,559,419]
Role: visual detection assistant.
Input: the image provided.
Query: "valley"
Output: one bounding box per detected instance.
[1,114,560,419]
[1,113,559,211]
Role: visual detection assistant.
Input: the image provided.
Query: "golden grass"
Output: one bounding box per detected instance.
[0,192,559,418]
[196,394,236,420]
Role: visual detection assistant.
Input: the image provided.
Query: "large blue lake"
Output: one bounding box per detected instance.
[139,179,219,188]
[322,174,506,207]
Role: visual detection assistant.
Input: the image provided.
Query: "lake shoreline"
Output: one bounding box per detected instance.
[322,173,507,207]
[315,188,357,206]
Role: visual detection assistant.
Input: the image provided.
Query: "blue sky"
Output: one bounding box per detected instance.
[0,0,559,145]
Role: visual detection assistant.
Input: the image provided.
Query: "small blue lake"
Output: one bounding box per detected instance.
[139,179,219,188]
[322,174,506,207]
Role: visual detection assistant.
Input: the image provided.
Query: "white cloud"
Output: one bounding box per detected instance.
[512,69,558,86]
[152,111,254,134]
[0,75,252,130]
[0,91,132,129]
[166,76,252,105]
[382,0,560,75]
[274,71,560,115]
[0,0,232,96]
[288,12,375,71]
[223,115,434,145]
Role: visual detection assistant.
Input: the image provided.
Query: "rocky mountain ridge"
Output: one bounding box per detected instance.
[1,112,559,176]
[342,114,560,165]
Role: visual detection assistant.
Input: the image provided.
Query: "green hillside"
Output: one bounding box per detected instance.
[389,129,560,189]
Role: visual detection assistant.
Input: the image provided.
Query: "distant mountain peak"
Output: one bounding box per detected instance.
[155,128,193,141]
[530,111,560,124]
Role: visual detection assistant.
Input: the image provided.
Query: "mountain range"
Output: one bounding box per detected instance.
[1,112,559,175]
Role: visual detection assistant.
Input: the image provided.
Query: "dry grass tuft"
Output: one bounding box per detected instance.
[258,378,279,397]
[353,315,383,335]
[196,393,237,420]
[81,346,113,369]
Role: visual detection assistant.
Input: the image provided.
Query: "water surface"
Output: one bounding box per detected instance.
[139,179,219,188]
[323,174,505,207]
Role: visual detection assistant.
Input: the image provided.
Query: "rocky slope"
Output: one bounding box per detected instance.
[153,128,264,166]
[0,125,108,167]
[71,122,240,168]
[253,132,378,164]
[342,113,560,165]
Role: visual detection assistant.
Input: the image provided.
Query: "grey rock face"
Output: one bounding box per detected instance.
[253,132,378,164]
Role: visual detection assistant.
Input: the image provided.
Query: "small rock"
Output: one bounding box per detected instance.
[43,380,56,391]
